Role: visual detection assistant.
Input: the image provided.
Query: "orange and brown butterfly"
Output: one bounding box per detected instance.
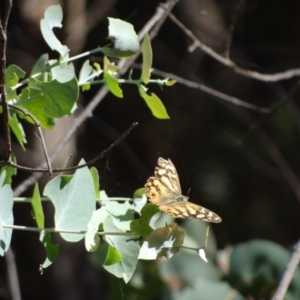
[145,157,222,223]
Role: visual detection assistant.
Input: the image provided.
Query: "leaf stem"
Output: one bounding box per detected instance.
[2,224,135,236]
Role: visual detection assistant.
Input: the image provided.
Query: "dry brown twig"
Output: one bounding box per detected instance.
[0,0,12,162]
[169,13,300,82]
[271,239,300,300]
[149,67,271,113]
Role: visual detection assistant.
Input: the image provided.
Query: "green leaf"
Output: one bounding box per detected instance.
[104,245,122,265]
[101,18,139,59]
[8,112,27,150]
[5,65,26,88]
[40,5,69,59]
[165,79,177,86]
[78,60,102,90]
[138,223,185,260]
[171,278,245,300]
[30,54,49,77]
[103,216,139,283]
[102,198,134,231]
[141,34,152,84]
[44,160,96,242]
[50,61,76,83]
[104,72,123,98]
[31,183,44,229]
[34,77,78,117]
[103,57,123,98]
[0,171,14,256]
[40,231,60,268]
[0,153,17,185]
[132,188,147,214]
[138,86,170,119]
[130,203,159,238]
[18,88,55,129]
[85,207,109,252]
[229,239,300,298]
[90,167,100,200]
[159,250,221,288]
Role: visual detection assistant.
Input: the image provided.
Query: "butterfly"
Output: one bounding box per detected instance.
[145,157,222,223]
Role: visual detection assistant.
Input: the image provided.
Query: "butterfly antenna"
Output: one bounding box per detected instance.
[187,187,191,197]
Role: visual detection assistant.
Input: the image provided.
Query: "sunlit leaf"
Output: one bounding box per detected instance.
[44,160,96,242]
[139,86,170,119]
[0,171,14,256]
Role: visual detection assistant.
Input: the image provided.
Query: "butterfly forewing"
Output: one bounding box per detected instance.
[155,158,182,194]
[145,157,222,223]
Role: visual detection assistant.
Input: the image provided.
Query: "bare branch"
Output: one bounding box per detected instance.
[226,104,300,203]
[224,0,245,59]
[8,104,53,176]
[238,83,300,145]
[272,238,300,300]
[169,13,300,82]
[0,0,13,161]
[149,67,271,113]
[5,248,21,300]
[8,122,138,173]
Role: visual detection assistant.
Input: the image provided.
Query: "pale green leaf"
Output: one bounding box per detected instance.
[141,34,152,84]
[44,160,96,242]
[31,183,44,229]
[139,86,170,119]
[101,18,139,58]
[40,231,60,268]
[138,223,184,260]
[85,207,109,252]
[103,216,139,283]
[40,5,69,59]
[0,171,14,256]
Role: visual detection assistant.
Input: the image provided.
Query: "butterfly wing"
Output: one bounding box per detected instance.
[145,157,182,205]
[145,157,222,223]
[155,158,182,195]
[159,201,222,223]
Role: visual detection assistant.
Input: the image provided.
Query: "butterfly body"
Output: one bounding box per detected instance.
[145,157,222,223]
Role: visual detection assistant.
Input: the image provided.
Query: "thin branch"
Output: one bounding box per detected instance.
[169,13,300,82]
[13,0,178,197]
[2,224,134,236]
[4,249,21,300]
[224,0,245,59]
[238,82,300,145]
[8,104,53,176]
[0,0,12,161]
[7,122,138,173]
[272,238,300,300]
[149,67,271,113]
[226,104,300,203]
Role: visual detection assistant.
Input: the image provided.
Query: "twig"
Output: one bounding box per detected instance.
[8,104,53,176]
[7,122,138,173]
[224,0,245,59]
[238,82,300,145]
[169,13,300,82]
[0,0,12,161]
[4,248,21,300]
[226,104,300,202]
[149,67,271,113]
[272,238,300,300]
[2,224,134,236]
[13,0,178,197]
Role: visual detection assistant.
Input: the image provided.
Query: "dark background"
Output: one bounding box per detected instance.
[1,0,300,299]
